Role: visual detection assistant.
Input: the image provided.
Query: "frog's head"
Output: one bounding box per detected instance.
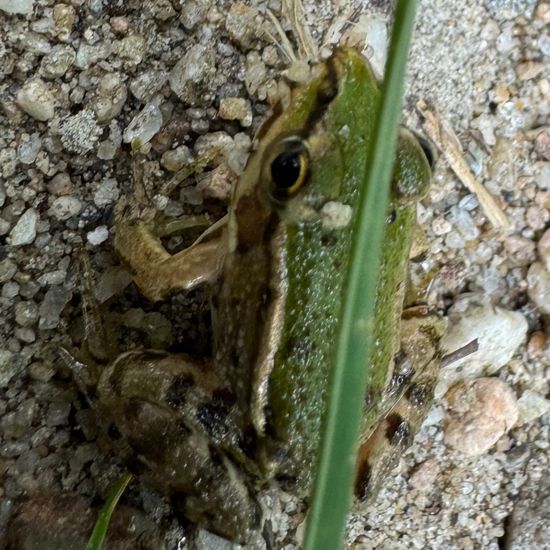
[228,47,432,253]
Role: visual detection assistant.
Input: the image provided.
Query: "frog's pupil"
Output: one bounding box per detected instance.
[271,151,301,188]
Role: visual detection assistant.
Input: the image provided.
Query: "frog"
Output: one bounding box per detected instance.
[72,46,445,544]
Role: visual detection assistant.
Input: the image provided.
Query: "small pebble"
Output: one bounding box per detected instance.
[86,225,109,245]
[47,172,73,196]
[444,378,519,455]
[115,34,146,67]
[123,103,163,145]
[161,145,193,172]
[527,262,550,314]
[52,3,75,41]
[110,15,129,34]
[218,97,252,127]
[92,73,127,123]
[225,2,259,49]
[362,17,389,79]
[408,459,440,492]
[0,0,34,15]
[0,350,25,388]
[48,196,82,221]
[169,44,216,106]
[0,259,17,284]
[16,79,55,121]
[14,301,39,327]
[38,286,72,330]
[40,45,75,79]
[526,330,546,357]
[17,133,42,165]
[180,0,206,30]
[534,128,550,160]
[129,70,168,103]
[93,266,133,303]
[526,205,549,231]
[9,209,39,247]
[503,235,536,266]
[516,61,544,81]
[46,402,71,427]
[437,293,528,397]
[197,163,236,201]
[537,227,550,271]
[93,178,119,207]
[517,390,550,424]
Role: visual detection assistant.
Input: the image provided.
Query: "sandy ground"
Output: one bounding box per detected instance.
[0,0,548,549]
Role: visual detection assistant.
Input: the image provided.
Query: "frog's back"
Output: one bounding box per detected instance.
[216,48,431,493]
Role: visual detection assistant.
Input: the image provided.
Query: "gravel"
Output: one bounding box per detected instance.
[0,0,548,549]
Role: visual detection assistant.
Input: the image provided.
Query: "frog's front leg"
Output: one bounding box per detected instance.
[114,216,224,302]
[114,153,227,302]
[96,351,262,542]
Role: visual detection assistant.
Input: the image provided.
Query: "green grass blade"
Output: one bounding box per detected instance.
[303,1,419,548]
[85,473,133,550]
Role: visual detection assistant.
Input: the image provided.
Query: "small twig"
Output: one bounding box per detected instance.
[440,338,479,368]
[416,99,510,230]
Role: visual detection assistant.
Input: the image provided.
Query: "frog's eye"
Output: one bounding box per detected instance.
[265,137,309,201]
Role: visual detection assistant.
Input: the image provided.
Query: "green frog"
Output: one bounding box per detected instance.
[74,47,444,543]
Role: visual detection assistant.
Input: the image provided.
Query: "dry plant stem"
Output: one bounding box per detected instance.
[416,99,510,230]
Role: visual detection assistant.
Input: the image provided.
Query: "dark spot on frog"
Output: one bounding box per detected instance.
[123,399,145,421]
[276,473,298,492]
[176,419,192,437]
[166,374,195,408]
[390,351,414,390]
[320,233,338,248]
[212,387,237,407]
[239,426,258,460]
[196,402,230,440]
[385,413,410,445]
[355,459,372,501]
[406,382,432,407]
[107,423,122,440]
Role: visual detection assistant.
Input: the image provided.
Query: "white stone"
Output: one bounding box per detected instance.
[93,72,127,123]
[0,0,34,14]
[436,293,528,397]
[49,196,82,220]
[123,103,163,145]
[517,390,550,424]
[93,178,119,207]
[169,44,216,105]
[16,79,55,121]
[9,208,39,246]
[527,262,550,315]
[86,225,109,245]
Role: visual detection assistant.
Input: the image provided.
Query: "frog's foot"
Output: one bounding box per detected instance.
[97,350,262,542]
[355,311,446,501]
